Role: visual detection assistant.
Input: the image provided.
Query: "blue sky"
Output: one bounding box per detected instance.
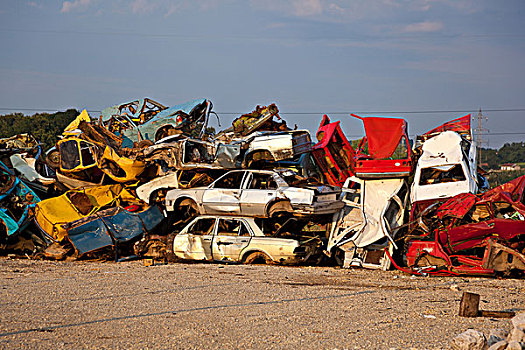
[1,0,524,148]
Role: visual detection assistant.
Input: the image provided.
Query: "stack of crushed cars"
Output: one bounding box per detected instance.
[0,99,523,278]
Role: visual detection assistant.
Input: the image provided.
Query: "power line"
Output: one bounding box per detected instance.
[222,108,525,115]
[3,28,525,41]
[2,107,525,115]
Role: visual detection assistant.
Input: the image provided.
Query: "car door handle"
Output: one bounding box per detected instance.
[203,238,212,241]
[217,241,233,245]
[240,240,248,243]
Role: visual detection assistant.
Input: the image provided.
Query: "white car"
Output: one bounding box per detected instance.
[411,131,478,204]
[170,215,322,264]
[165,169,343,218]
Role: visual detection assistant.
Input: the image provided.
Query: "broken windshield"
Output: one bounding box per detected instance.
[419,164,466,185]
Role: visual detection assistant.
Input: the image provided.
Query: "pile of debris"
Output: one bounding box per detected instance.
[0,97,523,277]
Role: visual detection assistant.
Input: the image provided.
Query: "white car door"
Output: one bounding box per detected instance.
[201,171,245,214]
[239,172,279,216]
[211,218,252,262]
[172,217,216,260]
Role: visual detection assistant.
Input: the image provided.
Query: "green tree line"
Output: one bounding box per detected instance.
[480,142,525,169]
[0,110,79,151]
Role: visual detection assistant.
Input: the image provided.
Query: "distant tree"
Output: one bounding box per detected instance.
[0,109,78,150]
[480,142,525,170]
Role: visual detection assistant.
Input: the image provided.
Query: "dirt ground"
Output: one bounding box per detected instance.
[0,257,523,349]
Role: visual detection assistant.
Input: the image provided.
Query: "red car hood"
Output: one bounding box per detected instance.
[351,114,407,159]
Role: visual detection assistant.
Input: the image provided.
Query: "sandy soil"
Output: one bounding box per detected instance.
[0,257,523,349]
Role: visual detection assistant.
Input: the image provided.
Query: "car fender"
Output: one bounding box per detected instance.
[240,248,278,263]
[264,198,293,217]
[165,190,202,211]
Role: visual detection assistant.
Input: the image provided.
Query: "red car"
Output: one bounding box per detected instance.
[312,115,354,187]
[312,114,412,188]
[396,175,525,277]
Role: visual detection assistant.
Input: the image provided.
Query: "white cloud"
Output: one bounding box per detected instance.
[61,0,92,13]
[28,2,44,9]
[327,3,345,15]
[291,0,322,17]
[131,0,153,13]
[402,21,443,33]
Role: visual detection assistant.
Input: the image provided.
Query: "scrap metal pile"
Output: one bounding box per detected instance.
[1,98,523,277]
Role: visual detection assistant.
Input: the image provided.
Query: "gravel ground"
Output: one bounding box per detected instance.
[0,257,523,349]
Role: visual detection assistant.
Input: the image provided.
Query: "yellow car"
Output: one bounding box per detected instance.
[34,184,142,242]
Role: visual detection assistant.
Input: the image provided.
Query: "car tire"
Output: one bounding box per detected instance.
[243,251,273,265]
[45,149,60,169]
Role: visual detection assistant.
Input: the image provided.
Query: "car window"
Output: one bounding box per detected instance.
[248,173,277,190]
[59,140,81,170]
[342,187,361,205]
[212,172,244,189]
[419,164,466,185]
[119,101,141,119]
[183,140,213,164]
[141,99,166,123]
[188,218,215,235]
[216,219,250,237]
[79,141,96,167]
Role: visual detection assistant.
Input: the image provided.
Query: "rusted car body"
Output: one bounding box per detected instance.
[327,176,408,270]
[171,215,322,264]
[0,161,41,239]
[101,98,212,147]
[165,169,342,218]
[139,136,241,171]
[242,130,312,166]
[217,103,289,137]
[50,119,149,189]
[145,130,311,172]
[399,176,525,276]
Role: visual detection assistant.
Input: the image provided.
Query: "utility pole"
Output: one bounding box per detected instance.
[475,108,489,166]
